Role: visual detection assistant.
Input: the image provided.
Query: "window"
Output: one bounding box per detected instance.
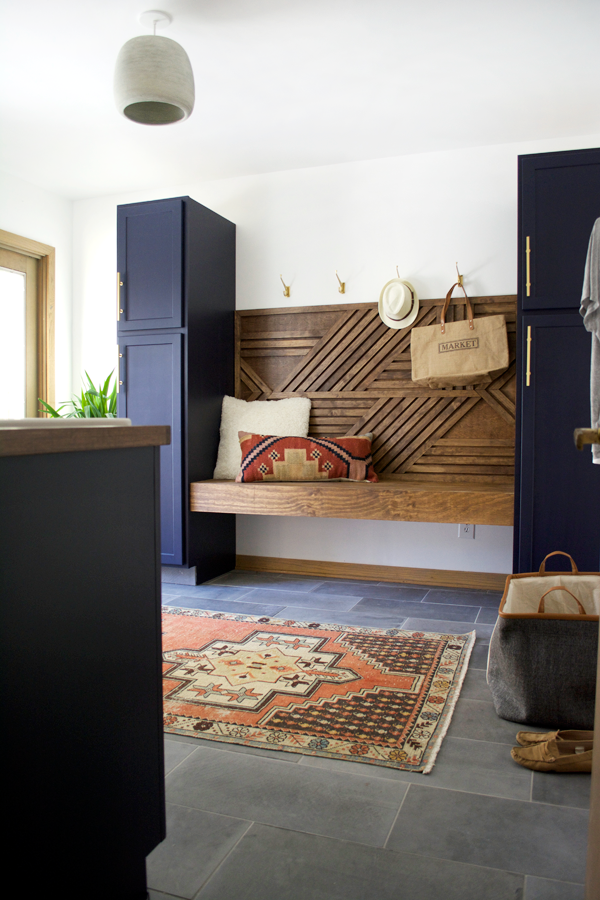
[0,229,55,417]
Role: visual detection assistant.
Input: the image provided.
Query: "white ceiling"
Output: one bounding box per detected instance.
[1,0,599,200]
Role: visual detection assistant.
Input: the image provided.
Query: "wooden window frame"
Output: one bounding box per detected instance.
[0,228,55,415]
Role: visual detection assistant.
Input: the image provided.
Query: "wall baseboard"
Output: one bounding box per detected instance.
[236,555,509,592]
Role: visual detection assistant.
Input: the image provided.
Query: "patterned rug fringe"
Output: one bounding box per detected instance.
[420,628,475,773]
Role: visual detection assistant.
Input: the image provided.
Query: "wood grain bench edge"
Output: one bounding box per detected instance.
[190,478,514,526]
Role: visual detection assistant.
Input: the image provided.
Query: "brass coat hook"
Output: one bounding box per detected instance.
[455,262,464,287]
[280,275,290,297]
[336,271,345,294]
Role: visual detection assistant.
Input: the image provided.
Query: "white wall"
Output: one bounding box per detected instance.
[0,171,73,405]
[236,516,513,573]
[70,131,600,575]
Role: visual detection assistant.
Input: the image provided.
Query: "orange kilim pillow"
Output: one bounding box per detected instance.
[235,432,379,483]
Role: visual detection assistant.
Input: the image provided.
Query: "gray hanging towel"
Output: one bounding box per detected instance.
[580,218,600,464]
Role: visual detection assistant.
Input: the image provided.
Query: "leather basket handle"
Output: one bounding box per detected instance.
[538,586,586,616]
[538,551,579,575]
[440,282,475,335]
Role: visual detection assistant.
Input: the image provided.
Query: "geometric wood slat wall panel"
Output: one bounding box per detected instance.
[237,296,516,484]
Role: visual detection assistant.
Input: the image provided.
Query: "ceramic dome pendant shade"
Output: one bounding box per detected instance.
[114,35,195,125]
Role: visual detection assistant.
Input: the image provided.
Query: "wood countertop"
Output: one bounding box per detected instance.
[0,425,171,457]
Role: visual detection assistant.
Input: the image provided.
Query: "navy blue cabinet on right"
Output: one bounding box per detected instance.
[519,150,600,311]
[117,196,236,580]
[515,149,600,572]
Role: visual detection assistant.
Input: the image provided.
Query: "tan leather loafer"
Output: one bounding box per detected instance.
[516,729,594,748]
[511,739,593,772]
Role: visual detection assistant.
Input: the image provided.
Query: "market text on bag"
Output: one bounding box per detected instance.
[438,337,480,353]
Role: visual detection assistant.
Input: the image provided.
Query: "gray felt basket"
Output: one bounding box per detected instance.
[487,552,600,729]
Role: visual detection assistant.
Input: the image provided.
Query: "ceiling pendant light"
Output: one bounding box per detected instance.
[114,10,195,125]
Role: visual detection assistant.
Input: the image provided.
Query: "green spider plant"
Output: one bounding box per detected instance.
[39,370,118,418]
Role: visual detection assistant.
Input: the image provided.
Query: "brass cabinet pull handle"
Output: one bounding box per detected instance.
[526,325,532,387]
[117,272,124,320]
[525,236,531,297]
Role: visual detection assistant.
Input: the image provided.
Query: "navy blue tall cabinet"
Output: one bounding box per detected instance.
[117,196,236,581]
[515,148,600,572]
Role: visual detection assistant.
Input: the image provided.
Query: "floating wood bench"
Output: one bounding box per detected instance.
[190,476,513,525]
[191,296,516,528]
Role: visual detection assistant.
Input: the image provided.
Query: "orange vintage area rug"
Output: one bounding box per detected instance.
[161,608,475,773]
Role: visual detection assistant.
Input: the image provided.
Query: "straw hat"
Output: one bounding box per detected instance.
[378,279,419,329]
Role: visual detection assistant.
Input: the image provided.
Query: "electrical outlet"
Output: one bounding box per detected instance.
[458,523,475,539]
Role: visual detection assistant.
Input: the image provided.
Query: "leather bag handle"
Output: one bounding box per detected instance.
[538,551,579,575]
[440,282,475,335]
[537,586,586,616]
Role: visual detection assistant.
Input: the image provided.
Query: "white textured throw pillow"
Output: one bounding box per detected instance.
[213,395,312,480]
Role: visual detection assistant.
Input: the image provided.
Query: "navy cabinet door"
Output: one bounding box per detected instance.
[118,334,184,565]
[117,198,183,331]
[519,149,600,311]
[516,312,600,572]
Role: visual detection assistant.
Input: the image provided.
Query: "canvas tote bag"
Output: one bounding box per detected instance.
[411,282,509,387]
[487,552,600,729]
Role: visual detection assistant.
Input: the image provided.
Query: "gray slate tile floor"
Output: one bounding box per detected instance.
[152,570,591,900]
